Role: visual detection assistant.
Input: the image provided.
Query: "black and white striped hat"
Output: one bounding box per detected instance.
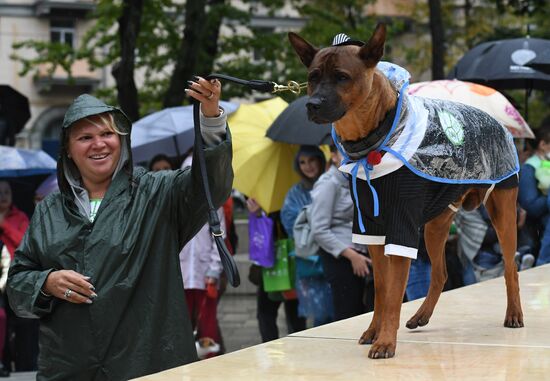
[332,33,365,47]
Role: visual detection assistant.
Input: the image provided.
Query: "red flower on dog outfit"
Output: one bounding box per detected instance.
[367,151,382,165]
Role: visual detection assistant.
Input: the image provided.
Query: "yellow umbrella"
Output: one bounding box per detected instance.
[229,97,300,214]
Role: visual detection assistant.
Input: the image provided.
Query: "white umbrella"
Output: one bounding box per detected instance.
[131,101,239,164]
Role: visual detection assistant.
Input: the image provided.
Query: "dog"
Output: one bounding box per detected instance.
[288,23,524,359]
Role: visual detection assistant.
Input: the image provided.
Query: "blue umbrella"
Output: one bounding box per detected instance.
[131,101,239,164]
[0,145,57,177]
[0,145,57,216]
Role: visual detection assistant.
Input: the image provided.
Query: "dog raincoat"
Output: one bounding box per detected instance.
[336,62,519,185]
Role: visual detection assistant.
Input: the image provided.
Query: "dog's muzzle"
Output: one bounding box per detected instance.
[306,97,345,124]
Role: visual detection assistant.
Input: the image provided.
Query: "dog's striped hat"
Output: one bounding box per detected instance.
[332,33,365,47]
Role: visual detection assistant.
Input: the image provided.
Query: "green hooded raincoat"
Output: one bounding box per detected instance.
[7,94,233,380]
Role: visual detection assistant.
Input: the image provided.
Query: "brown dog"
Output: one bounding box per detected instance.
[288,24,524,359]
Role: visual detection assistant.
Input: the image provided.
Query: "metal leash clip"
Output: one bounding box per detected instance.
[271,80,307,95]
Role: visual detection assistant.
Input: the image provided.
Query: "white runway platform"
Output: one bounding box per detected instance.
[134,264,550,380]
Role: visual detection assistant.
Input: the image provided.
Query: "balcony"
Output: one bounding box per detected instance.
[34,59,101,95]
[34,1,95,18]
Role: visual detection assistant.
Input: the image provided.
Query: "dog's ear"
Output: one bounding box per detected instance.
[288,32,319,68]
[358,23,386,68]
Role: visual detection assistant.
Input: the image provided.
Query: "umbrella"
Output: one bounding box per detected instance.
[131,101,239,164]
[0,85,31,146]
[265,96,332,145]
[230,97,300,214]
[526,49,550,75]
[35,173,59,200]
[0,145,57,216]
[0,145,57,177]
[449,37,550,121]
[408,79,534,139]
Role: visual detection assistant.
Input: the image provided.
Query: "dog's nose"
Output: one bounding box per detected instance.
[306,98,323,113]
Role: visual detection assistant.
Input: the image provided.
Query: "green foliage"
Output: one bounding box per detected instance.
[10,0,549,124]
[217,0,410,102]
[11,40,76,80]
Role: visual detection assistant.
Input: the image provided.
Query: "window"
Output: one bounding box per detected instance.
[50,19,75,48]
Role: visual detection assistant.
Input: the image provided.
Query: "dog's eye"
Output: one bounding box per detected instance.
[336,73,350,82]
[308,71,320,82]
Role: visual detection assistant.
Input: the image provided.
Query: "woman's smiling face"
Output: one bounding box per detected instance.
[298,154,323,180]
[68,113,121,187]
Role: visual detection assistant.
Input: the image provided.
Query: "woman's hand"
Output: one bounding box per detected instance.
[43,270,97,304]
[341,248,372,277]
[246,198,262,215]
[185,76,222,118]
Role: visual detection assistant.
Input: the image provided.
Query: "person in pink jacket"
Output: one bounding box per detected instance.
[0,181,29,259]
[0,180,30,377]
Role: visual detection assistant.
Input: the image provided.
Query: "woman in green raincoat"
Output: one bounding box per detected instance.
[7,78,233,380]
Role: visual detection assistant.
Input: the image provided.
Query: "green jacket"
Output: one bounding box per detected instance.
[7,95,233,380]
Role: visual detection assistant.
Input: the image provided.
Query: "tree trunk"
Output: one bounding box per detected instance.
[428,0,445,80]
[198,0,225,76]
[112,0,143,122]
[163,0,208,108]
[464,0,473,48]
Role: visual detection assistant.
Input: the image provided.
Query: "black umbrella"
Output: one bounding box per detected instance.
[265,96,332,145]
[449,37,550,121]
[0,85,31,146]
[526,49,550,75]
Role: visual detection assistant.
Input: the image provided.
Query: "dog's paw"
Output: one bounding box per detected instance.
[358,328,377,345]
[504,306,524,328]
[367,341,396,359]
[504,315,524,328]
[405,314,430,329]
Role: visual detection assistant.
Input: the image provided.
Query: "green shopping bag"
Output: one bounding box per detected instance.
[262,239,295,292]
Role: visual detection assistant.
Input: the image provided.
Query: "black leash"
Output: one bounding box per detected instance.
[192,74,306,287]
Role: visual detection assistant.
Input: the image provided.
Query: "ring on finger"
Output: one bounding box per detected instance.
[64,288,73,299]
[207,91,214,100]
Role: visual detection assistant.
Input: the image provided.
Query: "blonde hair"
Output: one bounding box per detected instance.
[83,112,128,136]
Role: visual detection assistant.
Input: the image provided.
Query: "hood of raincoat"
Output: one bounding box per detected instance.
[293,145,326,189]
[58,94,133,219]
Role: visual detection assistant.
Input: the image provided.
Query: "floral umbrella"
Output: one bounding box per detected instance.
[408,79,534,139]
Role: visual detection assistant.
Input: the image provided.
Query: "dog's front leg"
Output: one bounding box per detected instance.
[368,255,411,359]
[359,245,388,344]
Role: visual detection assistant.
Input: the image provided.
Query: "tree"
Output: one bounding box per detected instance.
[163,0,208,108]
[112,0,144,121]
[428,0,445,79]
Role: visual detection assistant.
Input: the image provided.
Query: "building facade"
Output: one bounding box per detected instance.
[1,0,100,155]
